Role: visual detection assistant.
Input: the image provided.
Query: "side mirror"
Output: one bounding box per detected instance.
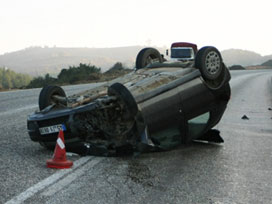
[166,49,169,56]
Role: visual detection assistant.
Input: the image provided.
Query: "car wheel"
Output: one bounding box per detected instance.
[195,46,223,81]
[108,83,138,119]
[39,85,67,111]
[136,48,163,69]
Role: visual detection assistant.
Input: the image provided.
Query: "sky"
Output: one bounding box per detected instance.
[0,0,271,55]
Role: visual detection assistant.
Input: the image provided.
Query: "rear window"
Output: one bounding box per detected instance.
[171,48,193,58]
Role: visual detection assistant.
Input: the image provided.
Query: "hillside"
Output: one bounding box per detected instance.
[0,46,271,76]
[0,46,146,76]
[261,59,272,66]
[246,59,272,70]
[221,49,272,66]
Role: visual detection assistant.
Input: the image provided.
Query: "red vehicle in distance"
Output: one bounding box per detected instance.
[166,42,198,62]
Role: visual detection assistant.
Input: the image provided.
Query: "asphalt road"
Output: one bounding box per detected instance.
[1,70,272,204]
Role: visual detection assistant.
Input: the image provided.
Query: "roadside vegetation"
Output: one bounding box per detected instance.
[0,62,132,91]
[229,65,245,70]
[26,62,132,88]
[0,67,32,90]
[261,59,272,66]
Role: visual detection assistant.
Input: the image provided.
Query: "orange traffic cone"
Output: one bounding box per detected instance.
[46,129,73,169]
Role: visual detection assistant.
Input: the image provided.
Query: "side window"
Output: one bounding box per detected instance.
[187,112,210,140]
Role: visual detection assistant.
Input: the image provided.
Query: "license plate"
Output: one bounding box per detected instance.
[39,124,66,135]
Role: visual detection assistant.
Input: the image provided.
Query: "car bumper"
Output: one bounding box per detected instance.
[27,102,98,142]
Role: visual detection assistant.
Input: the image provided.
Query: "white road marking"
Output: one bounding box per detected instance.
[42,157,104,197]
[5,156,104,204]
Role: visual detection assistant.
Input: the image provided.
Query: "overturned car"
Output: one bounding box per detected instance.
[27,46,231,156]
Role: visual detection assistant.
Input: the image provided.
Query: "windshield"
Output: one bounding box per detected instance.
[171,48,193,59]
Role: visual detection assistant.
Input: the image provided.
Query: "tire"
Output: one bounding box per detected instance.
[39,85,67,111]
[195,46,223,80]
[108,83,138,119]
[136,48,163,69]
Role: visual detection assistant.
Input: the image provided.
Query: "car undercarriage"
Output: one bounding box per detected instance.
[27,46,231,156]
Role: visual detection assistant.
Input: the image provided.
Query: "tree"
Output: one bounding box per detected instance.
[107,62,125,72]
[27,74,57,88]
[104,62,132,79]
[2,69,12,89]
[57,63,101,84]
[0,67,32,89]
[0,70,3,89]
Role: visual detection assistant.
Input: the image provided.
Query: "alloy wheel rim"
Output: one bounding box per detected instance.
[205,51,220,75]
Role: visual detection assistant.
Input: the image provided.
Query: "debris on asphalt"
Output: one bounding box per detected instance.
[268,108,272,111]
[241,115,249,120]
[197,129,224,143]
